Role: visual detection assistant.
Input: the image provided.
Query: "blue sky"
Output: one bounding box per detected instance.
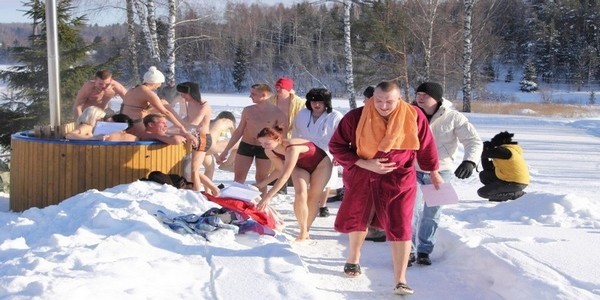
[1,1,28,23]
[0,0,300,26]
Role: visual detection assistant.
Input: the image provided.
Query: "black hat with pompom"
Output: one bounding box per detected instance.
[491,131,516,146]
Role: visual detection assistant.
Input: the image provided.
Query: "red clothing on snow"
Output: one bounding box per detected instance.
[328,107,438,241]
[203,192,277,230]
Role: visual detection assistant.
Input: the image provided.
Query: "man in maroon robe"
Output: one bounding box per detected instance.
[329,81,441,296]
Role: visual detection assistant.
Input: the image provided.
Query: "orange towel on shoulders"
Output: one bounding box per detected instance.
[356,98,419,159]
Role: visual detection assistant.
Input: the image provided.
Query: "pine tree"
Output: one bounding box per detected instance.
[0,0,119,149]
[505,68,513,82]
[232,40,249,92]
[520,60,538,92]
[482,60,495,82]
[523,60,537,82]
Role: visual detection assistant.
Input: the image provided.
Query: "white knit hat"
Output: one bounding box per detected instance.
[143,66,165,84]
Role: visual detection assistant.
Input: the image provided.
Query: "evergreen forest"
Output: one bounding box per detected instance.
[1,0,599,148]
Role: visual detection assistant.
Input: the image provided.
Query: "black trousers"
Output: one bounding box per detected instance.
[478,170,527,198]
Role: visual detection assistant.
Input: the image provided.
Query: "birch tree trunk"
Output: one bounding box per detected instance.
[406,0,440,81]
[402,40,411,102]
[343,0,357,109]
[126,0,140,83]
[166,0,176,83]
[146,0,161,63]
[423,0,439,80]
[134,0,159,66]
[462,0,474,112]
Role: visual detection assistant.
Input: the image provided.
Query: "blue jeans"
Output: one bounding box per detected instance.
[411,170,453,254]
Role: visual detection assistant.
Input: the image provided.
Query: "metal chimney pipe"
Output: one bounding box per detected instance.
[46,0,61,126]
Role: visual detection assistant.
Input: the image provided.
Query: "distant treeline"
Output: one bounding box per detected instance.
[0,22,128,65]
[2,0,600,98]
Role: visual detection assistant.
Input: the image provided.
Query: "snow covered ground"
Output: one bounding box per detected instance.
[0,92,599,299]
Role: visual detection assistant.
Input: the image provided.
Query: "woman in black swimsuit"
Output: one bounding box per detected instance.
[254,125,332,241]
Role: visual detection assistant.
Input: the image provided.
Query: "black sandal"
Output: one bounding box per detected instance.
[343,263,361,277]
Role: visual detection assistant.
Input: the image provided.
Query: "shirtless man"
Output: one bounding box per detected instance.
[73,70,127,119]
[141,113,187,145]
[176,82,220,196]
[268,77,305,138]
[218,84,288,193]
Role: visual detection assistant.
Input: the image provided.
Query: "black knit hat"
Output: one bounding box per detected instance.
[416,82,443,102]
[363,86,375,98]
[176,82,202,102]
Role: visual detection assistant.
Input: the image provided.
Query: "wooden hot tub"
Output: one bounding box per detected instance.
[10,132,187,212]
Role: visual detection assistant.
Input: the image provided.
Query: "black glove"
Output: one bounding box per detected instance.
[483,141,493,150]
[454,161,476,179]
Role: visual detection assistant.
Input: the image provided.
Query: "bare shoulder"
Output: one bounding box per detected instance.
[243,104,259,113]
[112,80,128,92]
[201,104,213,120]
[265,102,282,111]
[203,102,213,113]
[271,104,286,116]
[254,102,285,116]
[243,104,267,118]
[214,118,234,128]
[197,103,212,122]
[112,80,126,89]
[143,86,161,99]
[288,137,310,145]
[78,81,94,92]
[75,124,94,135]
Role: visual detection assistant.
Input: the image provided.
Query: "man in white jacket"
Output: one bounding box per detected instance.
[411,82,483,266]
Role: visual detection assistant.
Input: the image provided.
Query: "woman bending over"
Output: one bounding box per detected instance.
[255,125,332,241]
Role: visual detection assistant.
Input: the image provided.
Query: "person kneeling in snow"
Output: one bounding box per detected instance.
[478,131,530,201]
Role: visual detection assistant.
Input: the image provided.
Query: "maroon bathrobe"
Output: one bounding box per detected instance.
[329,107,438,241]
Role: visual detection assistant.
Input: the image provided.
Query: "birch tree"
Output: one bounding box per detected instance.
[343,0,357,108]
[126,0,140,83]
[165,0,176,82]
[134,0,160,65]
[146,0,160,62]
[315,0,362,107]
[463,0,474,112]
[462,0,501,111]
[407,0,441,81]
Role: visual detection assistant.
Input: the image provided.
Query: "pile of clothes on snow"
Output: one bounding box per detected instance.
[143,170,284,240]
[154,207,276,241]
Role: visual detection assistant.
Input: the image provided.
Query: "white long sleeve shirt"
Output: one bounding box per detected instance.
[292,108,344,159]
